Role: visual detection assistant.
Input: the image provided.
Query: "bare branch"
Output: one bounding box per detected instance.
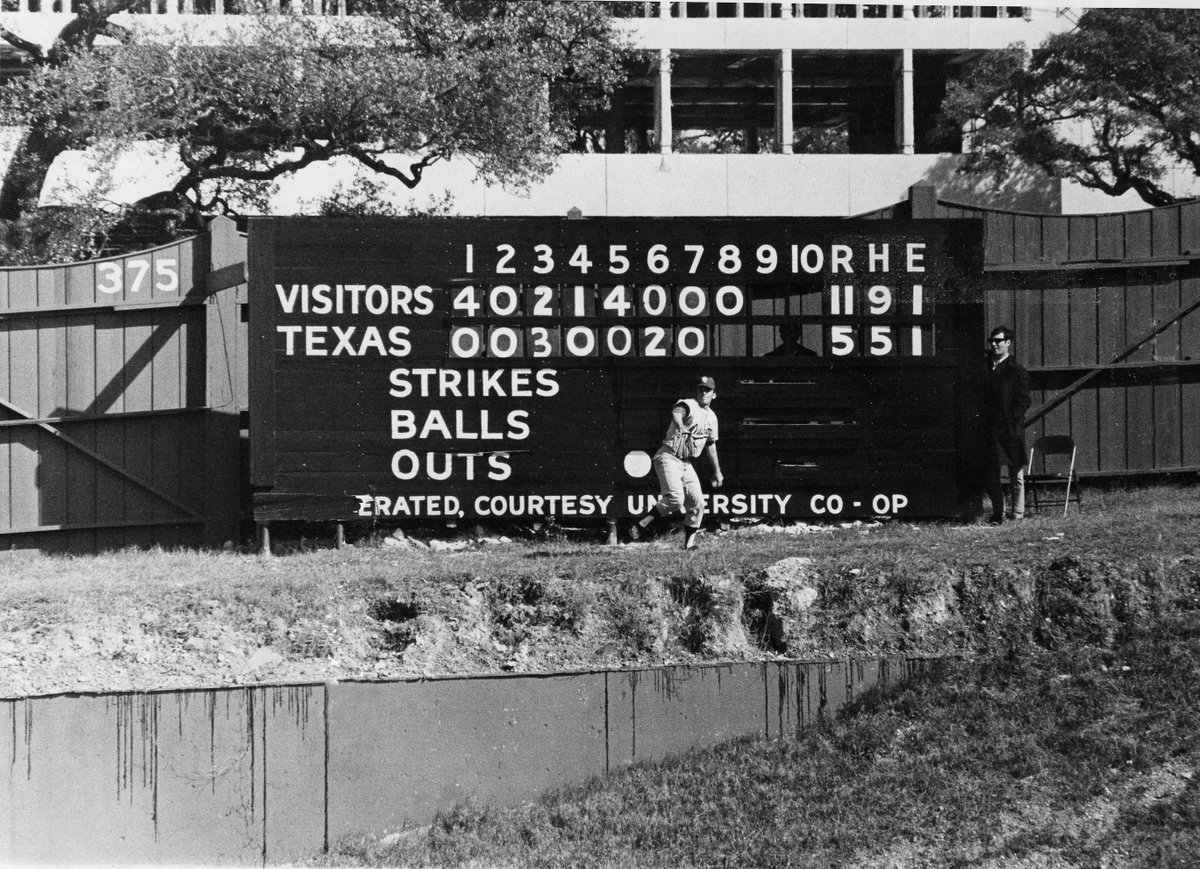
[0,27,46,63]
[347,148,442,189]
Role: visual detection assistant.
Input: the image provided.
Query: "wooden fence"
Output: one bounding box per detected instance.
[0,218,247,552]
[876,186,1200,479]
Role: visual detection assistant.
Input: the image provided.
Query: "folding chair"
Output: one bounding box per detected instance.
[1025,435,1082,517]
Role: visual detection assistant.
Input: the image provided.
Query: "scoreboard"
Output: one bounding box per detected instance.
[248,217,983,523]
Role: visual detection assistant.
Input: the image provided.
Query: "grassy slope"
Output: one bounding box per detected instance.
[1,486,1198,697]
[326,619,1200,869]
[322,491,1200,867]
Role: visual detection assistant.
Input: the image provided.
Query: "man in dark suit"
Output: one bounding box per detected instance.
[765,323,818,357]
[983,325,1031,524]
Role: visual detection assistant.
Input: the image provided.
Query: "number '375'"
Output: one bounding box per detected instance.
[97,259,179,294]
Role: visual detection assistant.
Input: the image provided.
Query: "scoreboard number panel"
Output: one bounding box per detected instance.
[249,217,983,523]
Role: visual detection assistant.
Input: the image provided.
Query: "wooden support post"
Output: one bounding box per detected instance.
[605,519,618,546]
[335,523,345,549]
[908,182,937,219]
[205,216,246,549]
[257,523,271,556]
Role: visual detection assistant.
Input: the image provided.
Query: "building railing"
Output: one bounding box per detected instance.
[601,3,1035,19]
[0,0,1038,19]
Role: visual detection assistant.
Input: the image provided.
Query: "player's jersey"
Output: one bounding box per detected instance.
[660,398,719,460]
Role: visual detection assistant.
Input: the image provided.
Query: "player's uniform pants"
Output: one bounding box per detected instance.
[652,450,704,529]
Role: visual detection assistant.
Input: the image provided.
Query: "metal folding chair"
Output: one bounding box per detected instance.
[1025,435,1082,517]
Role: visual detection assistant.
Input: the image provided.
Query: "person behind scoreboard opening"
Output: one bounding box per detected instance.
[631,375,724,550]
[764,323,817,357]
[983,324,1031,525]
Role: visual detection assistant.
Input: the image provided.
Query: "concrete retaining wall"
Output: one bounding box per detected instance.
[1,658,933,865]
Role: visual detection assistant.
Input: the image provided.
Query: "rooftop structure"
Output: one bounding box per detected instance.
[16,3,1170,216]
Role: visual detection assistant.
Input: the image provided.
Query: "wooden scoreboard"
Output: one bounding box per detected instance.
[248,217,984,524]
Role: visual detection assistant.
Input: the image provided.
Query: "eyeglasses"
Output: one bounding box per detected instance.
[989,337,1009,344]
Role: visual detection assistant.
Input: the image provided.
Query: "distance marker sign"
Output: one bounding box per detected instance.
[248,217,983,523]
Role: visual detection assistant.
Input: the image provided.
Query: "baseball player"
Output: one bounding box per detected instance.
[631,375,724,550]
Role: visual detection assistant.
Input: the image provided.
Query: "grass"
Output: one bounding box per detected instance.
[323,586,1200,868]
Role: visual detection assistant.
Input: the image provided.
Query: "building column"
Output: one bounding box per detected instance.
[894,48,915,155]
[606,87,627,154]
[776,49,794,155]
[655,48,673,155]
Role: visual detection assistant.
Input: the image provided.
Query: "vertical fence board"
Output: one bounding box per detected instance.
[1068,216,1097,263]
[1152,206,1180,259]
[984,213,1015,266]
[1097,215,1125,261]
[63,309,95,547]
[67,314,93,541]
[8,269,35,310]
[94,311,126,525]
[1154,276,1181,360]
[151,308,184,535]
[1126,280,1154,363]
[1042,286,1069,367]
[1126,277,1156,469]
[1068,285,1099,366]
[8,273,38,532]
[1096,282,1126,471]
[1124,211,1153,261]
[1185,373,1200,469]
[1068,284,1099,472]
[1182,275,1200,467]
[1014,215,1043,264]
[37,268,64,309]
[179,413,207,519]
[1068,389,1098,474]
[65,263,94,306]
[123,310,154,414]
[1042,381,1071,443]
[1154,374,1181,470]
[63,310,95,547]
[985,276,1014,335]
[1126,379,1155,470]
[1015,287,1043,368]
[1182,203,1200,256]
[151,245,175,305]
[1155,275,1183,469]
[1098,382,1126,473]
[37,316,68,527]
[122,309,156,530]
[1042,217,1069,265]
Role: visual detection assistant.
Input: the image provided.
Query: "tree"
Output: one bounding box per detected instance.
[0,0,628,262]
[942,9,1200,207]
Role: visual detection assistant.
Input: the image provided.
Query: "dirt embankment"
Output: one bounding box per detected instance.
[3,535,1194,698]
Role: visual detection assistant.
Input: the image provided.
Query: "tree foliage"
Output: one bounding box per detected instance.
[943,9,1200,207]
[0,0,627,261]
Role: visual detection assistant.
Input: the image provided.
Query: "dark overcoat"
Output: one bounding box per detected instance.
[983,355,1031,467]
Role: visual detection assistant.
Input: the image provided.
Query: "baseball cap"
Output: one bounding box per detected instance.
[696,376,716,390]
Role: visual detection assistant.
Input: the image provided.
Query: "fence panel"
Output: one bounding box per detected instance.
[0,220,246,551]
[976,202,1200,478]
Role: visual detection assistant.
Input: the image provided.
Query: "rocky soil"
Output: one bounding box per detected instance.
[3,509,1193,699]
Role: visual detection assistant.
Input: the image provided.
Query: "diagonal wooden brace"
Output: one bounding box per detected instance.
[0,395,202,520]
[1025,292,1200,427]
